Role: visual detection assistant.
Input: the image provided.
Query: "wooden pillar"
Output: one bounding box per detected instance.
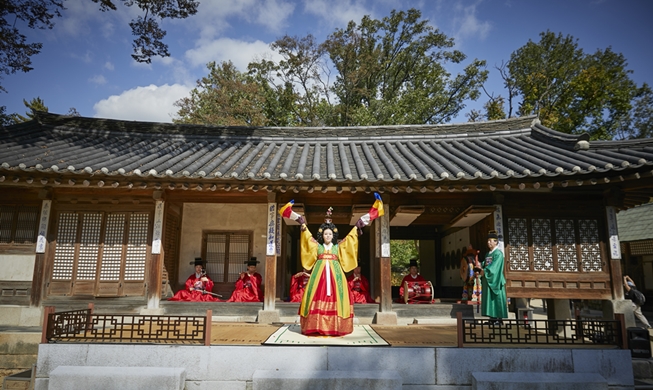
[605,205,624,300]
[373,194,396,325]
[258,192,281,323]
[377,194,392,313]
[146,197,165,311]
[31,194,52,307]
[263,192,278,311]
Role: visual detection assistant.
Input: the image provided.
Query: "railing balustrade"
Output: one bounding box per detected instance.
[455,312,627,348]
[42,305,212,346]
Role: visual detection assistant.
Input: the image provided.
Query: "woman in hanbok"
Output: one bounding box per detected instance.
[279,194,383,336]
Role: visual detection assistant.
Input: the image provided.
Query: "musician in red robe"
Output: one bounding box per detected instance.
[398,259,427,302]
[289,268,310,302]
[227,257,263,302]
[347,265,375,303]
[169,258,221,302]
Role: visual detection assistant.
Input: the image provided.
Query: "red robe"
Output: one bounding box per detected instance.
[289,272,310,303]
[347,273,375,303]
[168,273,221,302]
[227,272,263,302]
[398,274,427,301]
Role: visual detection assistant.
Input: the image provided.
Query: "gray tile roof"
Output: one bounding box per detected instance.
[617,202,653,241]
[1,112,652,186]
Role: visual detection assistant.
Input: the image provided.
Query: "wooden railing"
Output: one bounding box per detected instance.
[42,304,212,346]
[456,311,627,348]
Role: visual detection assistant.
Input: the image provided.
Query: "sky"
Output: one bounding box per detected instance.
[2,0,652,124]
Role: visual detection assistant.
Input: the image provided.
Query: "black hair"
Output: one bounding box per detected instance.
[316,222,338,245]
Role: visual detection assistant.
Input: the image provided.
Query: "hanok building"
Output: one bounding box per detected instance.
[1,112,652,326]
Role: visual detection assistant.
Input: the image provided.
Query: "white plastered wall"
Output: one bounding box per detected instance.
[0,254,35,280]
[178,203,268,286]
[440,227,470,287]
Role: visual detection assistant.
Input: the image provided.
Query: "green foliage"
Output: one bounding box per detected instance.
[173,61,268,126]
[0,106,13,126]
[1,0,197,93]
[390,240,418,285]
[10,97,47,123]
[324,9,488,126]
[176,8,488,127]
[503,31,638,139]
[615,83,653,139]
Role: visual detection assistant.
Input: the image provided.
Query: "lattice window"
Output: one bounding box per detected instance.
[51,210,151,294]
[630,240,653,256]
[100,214,125,281]
[579,219,602,272]
[0,205,39,244]
[52,213,78,280]
[507,217,604,274]
[508,218,529,271]
[556,219,578,272]
[533,218,553,271]
[76,213,102,280]
[124,213,149,281]
[205,232,252,283]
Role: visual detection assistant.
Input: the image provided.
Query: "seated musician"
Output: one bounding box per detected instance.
[289,268,310,302]
[398,259,428,303]
[227,257,263,302]
[168,257,221,302]
[347,265,375,303]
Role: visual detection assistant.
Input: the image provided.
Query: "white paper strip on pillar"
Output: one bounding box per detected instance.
[380,211,390,258]
[275,212,282,256]
[36,200,51,253]
[493,204,505,254]
[606,206,622,259]
[151,200,164,254]
[267,203,277,256]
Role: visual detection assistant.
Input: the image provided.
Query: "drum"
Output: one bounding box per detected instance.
[404,281,434,304]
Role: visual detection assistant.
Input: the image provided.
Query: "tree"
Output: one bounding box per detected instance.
[615,83,653,139]
[324,9,488,126]
[502,31,638,139]
[176,8,488,127]
[0,106,12,126]
[390,240,419,286]
[174,61,268,126]
[1,0,198,93]
[10,97,48,123]
[248,34,332,127]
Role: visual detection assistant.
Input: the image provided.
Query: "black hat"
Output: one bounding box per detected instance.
[191,257,204,266]
[409,259,419,268]
[245,257,260,266]
[488,230,499,240]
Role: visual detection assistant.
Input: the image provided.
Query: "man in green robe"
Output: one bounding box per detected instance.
[480,230,508,324]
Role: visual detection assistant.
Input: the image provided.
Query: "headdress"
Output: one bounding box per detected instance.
[245,257,260,267]
[191,257,204,266]
[487,230,499,240]
[316,207,338,244]
[409,259,419,268]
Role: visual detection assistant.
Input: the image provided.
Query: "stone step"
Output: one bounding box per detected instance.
[48,366,186,390]
[471,372,607,390]
[252,369,402,390]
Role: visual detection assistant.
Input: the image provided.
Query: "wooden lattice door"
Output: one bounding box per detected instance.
[48,211,151,297]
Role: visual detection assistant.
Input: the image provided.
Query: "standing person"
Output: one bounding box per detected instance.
[168,258,221,302]
[624,275,651,329]
[227,258,263,302]
[348,265,375,304]
[289,268,310,303]
[279,193,384,336]
[460,244,481,303]
[480,230,508,325]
